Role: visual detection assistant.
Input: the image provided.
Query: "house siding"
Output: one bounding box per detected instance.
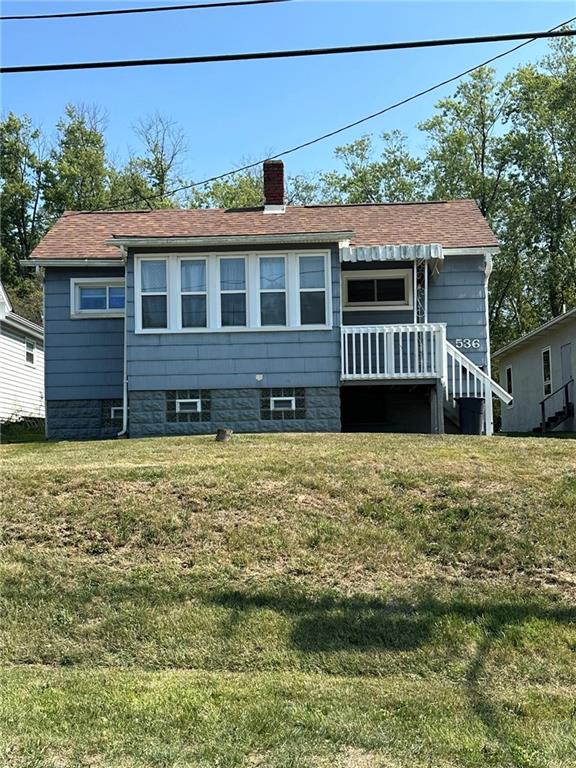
[0,323,45,421]
[44,267,125,401]
[499,319,576,433]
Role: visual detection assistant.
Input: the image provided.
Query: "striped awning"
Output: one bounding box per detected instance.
[340,243,443,262]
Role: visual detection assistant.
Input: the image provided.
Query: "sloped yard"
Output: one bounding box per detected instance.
[1,433,575,767]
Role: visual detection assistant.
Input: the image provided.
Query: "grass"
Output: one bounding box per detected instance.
[0,418,45,444]
[1,432,575,767]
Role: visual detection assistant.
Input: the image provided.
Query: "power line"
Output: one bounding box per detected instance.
[0,0,291,22]
[97,16,575,210]
[2,28,575,74]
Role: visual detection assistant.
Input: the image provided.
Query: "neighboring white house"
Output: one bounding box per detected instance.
[0,281,45,422]
[494,308,575,434]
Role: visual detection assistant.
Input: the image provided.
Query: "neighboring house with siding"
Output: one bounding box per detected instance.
[25,160,511,441]
[0,280,45,423]
[494,309,575,434]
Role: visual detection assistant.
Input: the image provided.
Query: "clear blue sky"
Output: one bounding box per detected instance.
[1,1,574,182]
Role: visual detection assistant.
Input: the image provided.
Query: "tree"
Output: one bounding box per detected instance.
[44,104,111,216]
[0,112,49,281]
[319,131,426,204]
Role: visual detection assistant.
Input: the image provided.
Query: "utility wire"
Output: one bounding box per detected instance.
[2,28,575,74]
[89,15,574,212]
[0,0,291,22]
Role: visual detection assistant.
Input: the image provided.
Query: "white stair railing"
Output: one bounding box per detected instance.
[341,324,445,380]
[444,341,512,436]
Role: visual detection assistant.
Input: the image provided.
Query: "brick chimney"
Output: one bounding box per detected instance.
[263,159,285,213]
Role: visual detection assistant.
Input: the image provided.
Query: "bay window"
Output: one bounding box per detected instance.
[134,251,331,332]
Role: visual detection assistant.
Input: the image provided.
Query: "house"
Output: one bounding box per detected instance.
[494,309,575,434]
[25,160,512,441]
[0,280,45,423]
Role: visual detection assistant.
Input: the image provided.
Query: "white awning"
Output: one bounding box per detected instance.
[340,243,443,263]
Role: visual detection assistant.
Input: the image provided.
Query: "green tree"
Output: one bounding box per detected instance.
[0,112,49,281]
[44,104,111,216]
[319,131,426,204]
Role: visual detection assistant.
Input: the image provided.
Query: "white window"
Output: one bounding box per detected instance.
[25,339,35,365]
[140,260,168,329]
[299,255,326,325]
[110,406,124,420]
[542,347,552,396]
[180,259,207,328]
[343,269,412,310]
[71,278,125,318]
[176,398,202,413]
[220,258,247,327]
[134,251,331,333]
[270,396,295,412]
[260,256,286,326]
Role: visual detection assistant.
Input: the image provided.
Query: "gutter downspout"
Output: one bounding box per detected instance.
[117,246,129,438]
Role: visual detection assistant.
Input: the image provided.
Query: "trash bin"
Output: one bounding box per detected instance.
[455,397,485,435]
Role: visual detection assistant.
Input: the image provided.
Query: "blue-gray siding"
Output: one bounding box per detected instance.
[44,267,124,400]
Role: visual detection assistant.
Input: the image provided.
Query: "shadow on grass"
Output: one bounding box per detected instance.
[211,589,576,760]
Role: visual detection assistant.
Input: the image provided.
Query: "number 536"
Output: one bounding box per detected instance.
[455,338,481,349]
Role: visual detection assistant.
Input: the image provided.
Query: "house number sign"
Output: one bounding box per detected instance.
[454,338,481,349]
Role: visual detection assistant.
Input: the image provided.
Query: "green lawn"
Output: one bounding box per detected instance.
[1,433,575,767]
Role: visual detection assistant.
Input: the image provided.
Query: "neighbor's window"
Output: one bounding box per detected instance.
[343,269,411,309]
[542,347,552,396]
[72,279,125,317]
[141,260,168,329]
[25,339,35,365]
[220,258,246,327]
[505,366,513,396]
[299,255,326,325]
[260,256,286,326]
[181,259,207,328]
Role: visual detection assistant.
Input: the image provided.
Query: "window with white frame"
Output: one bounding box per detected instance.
[271,396,295,411]
[141,259,168,329]
[25,339,35,365]
[181,259,207,328]
[260,256,286,326]
[176,398,202,413]
[134,252,331,333]
[343,269,412,310]
[220,258,247,327]
[542,347,552,396]
[71,278,125,317]
[299,255,326,324]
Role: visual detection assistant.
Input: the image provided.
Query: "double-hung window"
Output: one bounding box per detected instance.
[220,258,246,327]
[260,257,286,326]
[542,347,552,396]
[141,260,168,329]
[181,259,207,328]
[299,255,326,325]
[25,339,35,365]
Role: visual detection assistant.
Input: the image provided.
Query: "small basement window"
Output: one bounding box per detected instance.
[176,398,202,413]
[71,278,125,317]
[271,396,295,412]
[261,388,305,420]
[343,269,412,310]
[25,339,35,365]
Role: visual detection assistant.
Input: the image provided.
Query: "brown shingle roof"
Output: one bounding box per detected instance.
[30,200,498,260]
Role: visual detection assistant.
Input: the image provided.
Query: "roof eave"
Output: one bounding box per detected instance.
[105,231,355,249]
[493,308,576,360]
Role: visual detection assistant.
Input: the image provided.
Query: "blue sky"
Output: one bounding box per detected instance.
[1,1,574,182]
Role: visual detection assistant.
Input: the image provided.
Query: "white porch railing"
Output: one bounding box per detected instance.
[341,324,446,380]
[341,324,513,435]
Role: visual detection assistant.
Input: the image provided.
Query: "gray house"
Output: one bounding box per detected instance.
[494,309,575,434]
[26,160,511,441]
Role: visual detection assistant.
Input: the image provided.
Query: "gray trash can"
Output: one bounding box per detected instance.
[455,397,484,435]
